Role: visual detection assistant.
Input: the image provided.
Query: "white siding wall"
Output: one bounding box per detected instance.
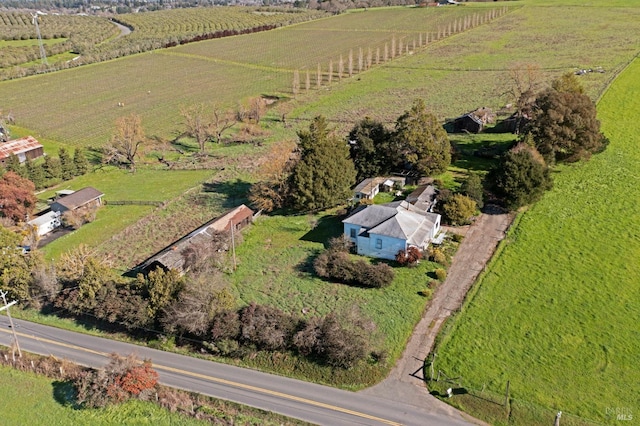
[357,233,406,260]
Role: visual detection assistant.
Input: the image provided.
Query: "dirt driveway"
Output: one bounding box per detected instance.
[360,205,514,423]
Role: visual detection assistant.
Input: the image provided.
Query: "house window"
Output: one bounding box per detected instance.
[375,238,382,249]
[350,228,356,238]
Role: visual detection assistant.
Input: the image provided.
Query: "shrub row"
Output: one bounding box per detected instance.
[209,303,375,369]
[314,249,394,288]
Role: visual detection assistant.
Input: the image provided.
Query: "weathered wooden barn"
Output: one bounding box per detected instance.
[0,136,44,166]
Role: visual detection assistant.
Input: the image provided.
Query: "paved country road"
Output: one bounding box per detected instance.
[0,318,471,426]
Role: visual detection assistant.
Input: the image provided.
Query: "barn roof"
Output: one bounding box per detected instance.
[0,136,43,160]
[54,187,104,210]
[134,204,254,275]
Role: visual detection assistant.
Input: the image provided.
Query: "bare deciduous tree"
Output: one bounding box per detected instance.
[103,114,145,172]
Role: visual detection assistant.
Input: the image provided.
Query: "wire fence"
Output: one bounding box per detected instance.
[104,200,164,207]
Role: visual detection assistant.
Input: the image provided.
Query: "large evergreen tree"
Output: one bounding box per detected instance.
[393,99,451,176]
[74,147,90,175]
[42,155,62,180]
[348,117,394,181]
[59,147,76,180]
[290,116,356,211]
[25,158,45,189]
[491,143,553,210]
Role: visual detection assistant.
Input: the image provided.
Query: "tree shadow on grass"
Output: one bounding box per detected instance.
[299,214,344,247]
[201,179,252,208]
[52,380,81,409]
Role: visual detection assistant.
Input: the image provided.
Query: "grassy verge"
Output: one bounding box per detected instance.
[430,59,640,425]
[0,364,310,425]
[0,366,205,425]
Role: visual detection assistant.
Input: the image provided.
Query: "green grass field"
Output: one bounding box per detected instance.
[39,167,213,264]
[0,365,310,425]
[431,58,640,424]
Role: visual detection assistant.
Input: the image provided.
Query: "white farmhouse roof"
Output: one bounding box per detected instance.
[343,201,440,245]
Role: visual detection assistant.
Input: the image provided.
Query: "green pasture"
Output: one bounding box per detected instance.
[432,59,640,424]
[0,366,206,425]
[229,212,447,388]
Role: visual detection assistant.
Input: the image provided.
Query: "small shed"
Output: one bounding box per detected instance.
[28,210,61,236]
[353,178,380,201]
[452,113,484,133]
[0,136,44,166]
[50,187,104,213]
[406,184,438,212]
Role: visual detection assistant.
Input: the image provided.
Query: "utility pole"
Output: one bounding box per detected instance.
[0,290,22,359]
[230,220,237,271]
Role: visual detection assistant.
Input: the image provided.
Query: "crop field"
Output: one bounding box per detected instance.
[2,2,638,147]
[431,59,640,424]
[176,6,494,70]
[293,2,640,130]
[0,5,505,147]
[116,7,325,41]
[0,53,290,147]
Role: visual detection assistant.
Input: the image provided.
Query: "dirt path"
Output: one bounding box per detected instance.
[359,206,514,423]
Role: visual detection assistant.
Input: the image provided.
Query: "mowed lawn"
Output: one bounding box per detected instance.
[433,59,640,423]
[0,367,206,426]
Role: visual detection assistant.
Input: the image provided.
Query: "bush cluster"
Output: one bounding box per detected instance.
[313,239,394,288]
[395,246,423,266]
[74,354,159,408]
[209,303,375,369]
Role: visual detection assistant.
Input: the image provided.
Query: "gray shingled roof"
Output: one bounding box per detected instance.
[343,201,439,245]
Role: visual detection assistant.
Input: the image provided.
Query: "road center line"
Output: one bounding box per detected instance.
[1,328,402,426]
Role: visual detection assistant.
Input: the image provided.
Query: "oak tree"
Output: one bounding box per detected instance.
[528,87,608,163]
[104,114,146,172]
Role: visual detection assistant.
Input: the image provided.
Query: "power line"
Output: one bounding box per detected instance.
[0,290,22,359]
